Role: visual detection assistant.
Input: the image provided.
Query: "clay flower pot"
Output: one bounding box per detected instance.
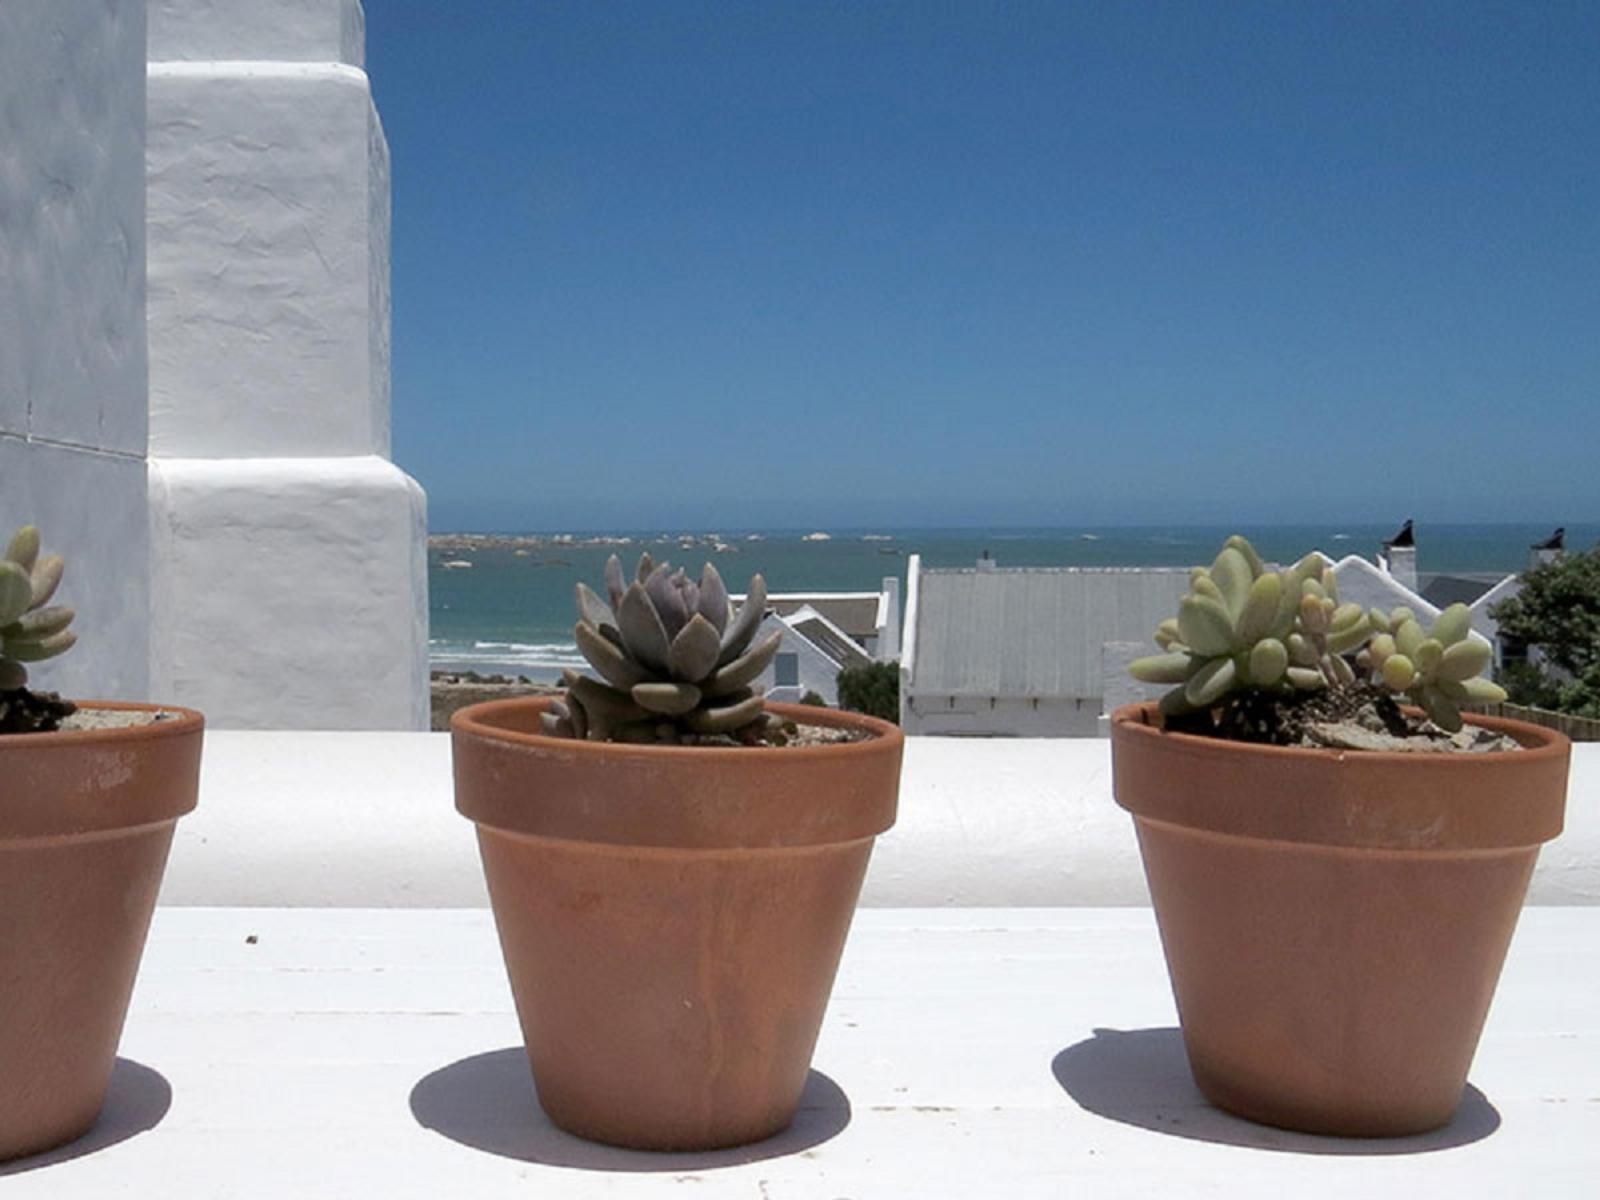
[0,703,204,1161]
[452,697,901,1151]
[1111,702,1569,1137]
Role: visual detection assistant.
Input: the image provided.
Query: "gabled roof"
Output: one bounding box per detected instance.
[735,593,881,641]
[783,605,872,671]
[1322,554,1442,623]
[907,567,1193,699]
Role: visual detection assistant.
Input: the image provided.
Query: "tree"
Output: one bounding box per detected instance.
[1491,548,1600,717]
[836,661,900,724]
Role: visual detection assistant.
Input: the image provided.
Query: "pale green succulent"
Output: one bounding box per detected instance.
[1358,603,1504,731]
[0,526,76,691]
[1130,534,1505,732]
[543,553,782,743]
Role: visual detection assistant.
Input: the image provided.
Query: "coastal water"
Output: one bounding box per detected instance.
[429,523,1595,681]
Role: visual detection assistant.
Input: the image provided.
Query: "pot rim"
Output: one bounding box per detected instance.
[0,700,205,747]
[1110,700,1569,767]
[1110,702,1570,850]
[451,697,903,849]
[0,702,205,843]
[452,696,903,759]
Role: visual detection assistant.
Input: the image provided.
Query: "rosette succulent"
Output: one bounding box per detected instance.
[1130,534,1505,733]
[0,525,76,692]
[543,553,783,743]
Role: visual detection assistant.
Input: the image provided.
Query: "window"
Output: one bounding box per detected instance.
[774,653,799,687]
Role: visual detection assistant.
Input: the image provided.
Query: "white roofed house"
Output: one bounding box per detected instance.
[900,531,1516,738]
[743,608,873,707]
[899,555,1195,736]
[728,580,900,707]
[760,580,902,663]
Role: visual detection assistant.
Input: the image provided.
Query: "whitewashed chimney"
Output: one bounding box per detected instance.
[1530,528,1565,571]
[1380,519,1418,592]
[145,0,428,729]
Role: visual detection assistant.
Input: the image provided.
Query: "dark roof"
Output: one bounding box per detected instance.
[1533,527,1566,551]
[788,616,872,670]
[766,596,879,640]
[1384,518,1415,549]
[1419,573,1505,609]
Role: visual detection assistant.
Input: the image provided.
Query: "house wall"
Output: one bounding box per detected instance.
[754,614,844,706]
[902,695,1101,738]
[0,0,150,700]
[145,0,428,728]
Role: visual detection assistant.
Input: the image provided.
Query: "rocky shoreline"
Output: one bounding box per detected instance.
[430,671,559,731]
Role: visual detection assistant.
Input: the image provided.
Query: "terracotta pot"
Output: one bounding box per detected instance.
[0,702,204,1160]
[1111,702,1569,1137]
[452,697,901,1151]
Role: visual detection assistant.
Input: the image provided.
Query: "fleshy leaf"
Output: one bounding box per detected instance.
[575,582,617,633]
[1184,656,1238,707]
[1248,639,1288,686]
[685,694,765,734]
[575,620,647,689]
[718,573,767,666]
[617,582,671,672]
[1177,595,1234,657]
[1130,652,1193,685]
[668,613,722,682]
[0,563,32,627]
[697,563,730,633]
[4,526,39,571]
[1437,638,1491,682]
[632,681,703,715]
[704,629,783,696]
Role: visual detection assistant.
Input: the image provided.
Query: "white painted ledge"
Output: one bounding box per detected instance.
[2,908,1595,1195]
[159,734,1600,908]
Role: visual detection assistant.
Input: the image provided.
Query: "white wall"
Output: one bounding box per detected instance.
[147,62,389,457]
[148,457,428,729]
[0,0,150,701]
[754,614,844,706]
[148,0,366,66]
[145,0,428,728]
[903,695,1102,737]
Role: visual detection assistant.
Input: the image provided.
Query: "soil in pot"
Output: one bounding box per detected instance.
[1111,702,1569,1137]
[453,697,902,1151]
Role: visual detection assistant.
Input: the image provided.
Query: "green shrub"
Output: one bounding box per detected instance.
[1492,548,1600,718]
[837,661,899,724]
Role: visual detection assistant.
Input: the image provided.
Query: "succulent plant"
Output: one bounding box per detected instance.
[0,526,76,692]
[543,553,783,743]
[1130,535,1505,733]
[1358,603,1503,731]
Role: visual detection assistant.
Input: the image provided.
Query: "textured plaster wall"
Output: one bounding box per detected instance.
[147,63,387,457]
[148,0,365,66]
[0,0,149,700]
[147,0,428,728]
[149,458,428,729]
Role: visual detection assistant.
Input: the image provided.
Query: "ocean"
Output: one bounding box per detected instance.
[428,523,1595,681]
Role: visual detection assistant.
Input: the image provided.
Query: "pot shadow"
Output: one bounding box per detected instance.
[1052,1027,1500,1155]
[409,1047,851,1171]
[0,1058,173,1175]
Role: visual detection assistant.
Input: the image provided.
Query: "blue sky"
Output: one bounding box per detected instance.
[369,1,1598,532]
